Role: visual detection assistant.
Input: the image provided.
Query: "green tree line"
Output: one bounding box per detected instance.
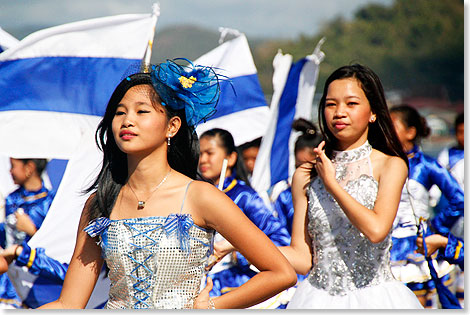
[252,0,463,102]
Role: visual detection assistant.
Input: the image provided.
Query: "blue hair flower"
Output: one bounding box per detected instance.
[150,58,221,127]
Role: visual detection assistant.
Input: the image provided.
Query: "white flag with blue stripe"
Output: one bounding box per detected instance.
[0,11,158,160]
[0,27,19,53]
[0,9,159,308]
[195,30,270,146]
[251,38,325,194]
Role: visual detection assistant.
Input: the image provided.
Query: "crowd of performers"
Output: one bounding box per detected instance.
[0,59,464,309]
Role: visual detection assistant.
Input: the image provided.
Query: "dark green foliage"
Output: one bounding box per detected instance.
[252,0,463,102]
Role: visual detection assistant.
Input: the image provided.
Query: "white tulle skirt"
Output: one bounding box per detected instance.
[287,279,423,309]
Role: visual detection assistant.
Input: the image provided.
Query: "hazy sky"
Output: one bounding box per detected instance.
[1,0,394,39]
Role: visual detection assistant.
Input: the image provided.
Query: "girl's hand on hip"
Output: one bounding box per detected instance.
[193,277,215,309]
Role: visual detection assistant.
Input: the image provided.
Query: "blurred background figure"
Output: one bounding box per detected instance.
[389,105,464,308]
[198,128,291,308]
[238,137,262,181]
[0,158,54,308]
[270,118,322,300]
[429,111,464,306]
[272,118,322,236]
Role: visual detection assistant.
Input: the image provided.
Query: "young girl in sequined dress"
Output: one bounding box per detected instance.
[280,64,422,308]
[39,59,296,309]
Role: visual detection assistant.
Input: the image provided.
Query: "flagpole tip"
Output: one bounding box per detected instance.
[152,3,160,17]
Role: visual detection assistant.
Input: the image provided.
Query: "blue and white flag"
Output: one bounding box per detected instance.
[0,10,158,160]
[0,8,159,308]
[0,27,19,53]
[251,38,325,194]
[195,30,270,146]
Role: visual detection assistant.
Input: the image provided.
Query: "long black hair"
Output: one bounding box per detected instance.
[85,73,200,221]
[200,128,251,186]
[390,104,431,145]
[317,64,408,168]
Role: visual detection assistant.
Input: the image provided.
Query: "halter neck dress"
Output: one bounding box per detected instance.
[287,141,422,309]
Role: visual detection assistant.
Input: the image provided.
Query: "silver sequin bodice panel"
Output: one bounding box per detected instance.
[100,215,213,309]
[306,141,394,296]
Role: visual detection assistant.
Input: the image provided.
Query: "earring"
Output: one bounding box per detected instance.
[370,116,376,123]
[168,133,173,146]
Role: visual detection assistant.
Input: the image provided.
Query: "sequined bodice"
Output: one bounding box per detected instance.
[306,141,394,296]
[87,214,213,309]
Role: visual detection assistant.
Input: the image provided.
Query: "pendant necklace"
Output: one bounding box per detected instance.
[127,169,171,210]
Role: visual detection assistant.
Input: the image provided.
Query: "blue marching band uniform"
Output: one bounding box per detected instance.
[208,175,291,307]
[390,145,464,307]
[1,148,464,308]
[0,183,54,308]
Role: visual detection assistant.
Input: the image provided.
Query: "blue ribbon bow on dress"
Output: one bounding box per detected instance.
[84,217,111,238]
[163,214,194,253]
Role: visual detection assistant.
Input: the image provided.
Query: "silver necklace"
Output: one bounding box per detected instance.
[127,169,171,210]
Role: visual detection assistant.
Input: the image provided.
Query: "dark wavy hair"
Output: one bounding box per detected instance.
[390,104,431,144]
[85,73,200,221]
[200,128,251,187]
[292,118,322,154]
[317,64,408,169]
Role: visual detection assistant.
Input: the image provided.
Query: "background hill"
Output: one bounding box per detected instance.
[149,0,463,104]
[8,0,464,105]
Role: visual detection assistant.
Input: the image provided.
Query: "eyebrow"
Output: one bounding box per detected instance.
[116,101,151,108]
[326,95,361,101]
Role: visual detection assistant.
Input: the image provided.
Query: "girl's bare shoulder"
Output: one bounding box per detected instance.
[371,149,408,178]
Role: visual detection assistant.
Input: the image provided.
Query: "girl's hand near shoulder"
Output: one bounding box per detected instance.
[188,181,297,309]
[312,141,337,191]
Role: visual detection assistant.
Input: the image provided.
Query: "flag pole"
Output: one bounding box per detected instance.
[218,159,228,190]
[142,3,160,71]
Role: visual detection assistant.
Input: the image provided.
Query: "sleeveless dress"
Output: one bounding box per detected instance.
[287,141,422,309]
[84,181,214,309]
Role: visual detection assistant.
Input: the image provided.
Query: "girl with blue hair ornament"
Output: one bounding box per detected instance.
[39,58,296,309]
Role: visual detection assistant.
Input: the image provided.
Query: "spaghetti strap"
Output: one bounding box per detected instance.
[180,180,193,214]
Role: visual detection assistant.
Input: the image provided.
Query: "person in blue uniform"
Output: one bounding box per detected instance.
[417,233,464,272]
[0,158,54,308]
[0,241,108,309]
[273,118,322,237]
[389,105,464,308]
[430,112,465,307]
[199,128,291,303]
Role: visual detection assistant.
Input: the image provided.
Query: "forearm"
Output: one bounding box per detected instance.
[279,245,312,275]
[211,268,295,309]
[22,223,37,237]
[328,182,388,243]
[39,299,80,309]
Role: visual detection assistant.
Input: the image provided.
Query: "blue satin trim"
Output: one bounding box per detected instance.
[163,214,194,253]
[273,187,294,235]
[84,217,111,238]
[5,183,54,231]
[391,236,418,262]
[406,146,464,235]
[85,214,205,254]
[222,176,290,247]
[441,233,464,271]
[448,147,464,170]
[16,241,68,283]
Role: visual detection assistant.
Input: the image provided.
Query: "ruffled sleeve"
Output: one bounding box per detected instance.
[84,217,111,238]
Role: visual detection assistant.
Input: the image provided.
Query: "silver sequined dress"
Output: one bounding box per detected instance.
[287,141,422,309]
[84,184,214,309]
